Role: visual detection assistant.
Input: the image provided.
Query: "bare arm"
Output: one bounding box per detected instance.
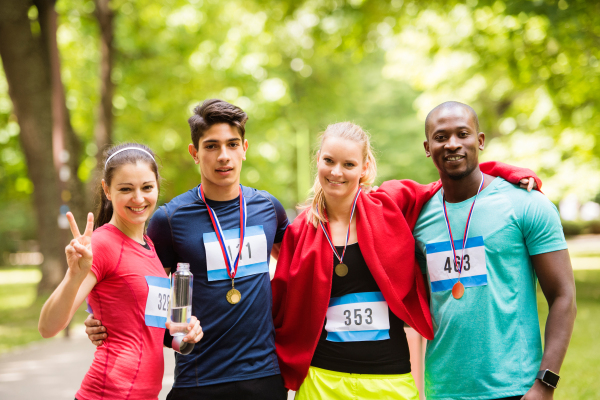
[523,249,577,399]
[39,212,96,338]
[39,271,97,337]
[271,242,282,261]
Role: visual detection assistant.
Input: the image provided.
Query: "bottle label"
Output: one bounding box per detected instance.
[204,225,269,281]
[144,276,171,329]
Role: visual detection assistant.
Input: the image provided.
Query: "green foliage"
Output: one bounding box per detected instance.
[1,0,599,223]
[379,0,600,202]
[561,219,600,236]
[0,69,36,255]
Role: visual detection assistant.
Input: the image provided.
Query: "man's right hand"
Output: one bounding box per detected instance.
[84,313,107,346]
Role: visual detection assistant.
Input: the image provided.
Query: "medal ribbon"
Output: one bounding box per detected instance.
[441,172,484,278]
[199,184,247,279]
[317,188,361,264]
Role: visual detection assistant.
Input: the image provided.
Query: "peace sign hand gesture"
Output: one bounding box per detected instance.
[65,212,94,279]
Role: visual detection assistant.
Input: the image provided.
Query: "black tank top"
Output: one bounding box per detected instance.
[310,243,412,374]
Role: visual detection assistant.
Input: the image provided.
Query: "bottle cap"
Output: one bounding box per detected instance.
[172,334,195,355]
[177,263,190,271]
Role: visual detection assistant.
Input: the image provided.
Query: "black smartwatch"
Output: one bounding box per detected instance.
[536,369,560,389]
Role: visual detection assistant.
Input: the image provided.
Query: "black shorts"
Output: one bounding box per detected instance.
[166,374,287,400]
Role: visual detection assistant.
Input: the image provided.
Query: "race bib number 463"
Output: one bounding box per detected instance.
[425,236,487,293]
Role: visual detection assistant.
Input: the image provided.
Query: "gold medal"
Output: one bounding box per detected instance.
[227,288,241,304]
[335,263,348,277]
[452,281,465,299]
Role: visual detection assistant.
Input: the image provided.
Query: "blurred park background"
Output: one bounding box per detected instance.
[0,0,599,398]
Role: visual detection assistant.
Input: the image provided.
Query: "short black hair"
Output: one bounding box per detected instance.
[425,101,480,138]
[188,99,248,148]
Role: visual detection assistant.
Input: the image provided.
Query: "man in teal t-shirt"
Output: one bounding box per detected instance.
[413,101,576,400]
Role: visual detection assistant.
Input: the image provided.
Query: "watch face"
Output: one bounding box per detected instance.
[544,371,560,387]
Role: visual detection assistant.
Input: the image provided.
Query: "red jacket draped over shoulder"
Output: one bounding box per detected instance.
[271,162,541,391]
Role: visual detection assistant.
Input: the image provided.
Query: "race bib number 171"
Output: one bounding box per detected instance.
[425,236,487,293]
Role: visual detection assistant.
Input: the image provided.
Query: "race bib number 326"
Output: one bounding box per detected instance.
[425,236,487,293]
[144,276,170,328]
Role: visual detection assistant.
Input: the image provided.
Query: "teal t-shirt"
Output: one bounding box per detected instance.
[413,178,567,400]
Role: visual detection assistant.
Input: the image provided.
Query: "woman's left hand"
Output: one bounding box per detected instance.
[519,177,538,192]
[183,316,203,343]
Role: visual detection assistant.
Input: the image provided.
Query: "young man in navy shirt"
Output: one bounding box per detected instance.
[86,99,289,399]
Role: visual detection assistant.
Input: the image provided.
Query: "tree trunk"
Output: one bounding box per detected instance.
[92,0,115,186]
[37,0,88,226]
[0,0,66,293]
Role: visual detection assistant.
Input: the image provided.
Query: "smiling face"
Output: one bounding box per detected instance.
[189,123,248,199]
[103,161,158,227]
[317,136,367,201]
[424,105,485,180]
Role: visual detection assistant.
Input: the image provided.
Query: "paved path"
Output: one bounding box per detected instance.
[0,328,177,399]
[0,326,294,399]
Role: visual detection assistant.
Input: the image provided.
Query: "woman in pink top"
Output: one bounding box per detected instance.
[39,143,204,400]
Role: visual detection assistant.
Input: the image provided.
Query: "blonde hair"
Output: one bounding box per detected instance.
[302,122,377,227]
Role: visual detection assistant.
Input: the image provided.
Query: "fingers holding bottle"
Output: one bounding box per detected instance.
[183,316,203,343]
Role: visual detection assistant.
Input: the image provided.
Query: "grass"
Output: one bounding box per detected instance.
[0,266,599,398]
[0,266,89,354]
[538,269,600,400]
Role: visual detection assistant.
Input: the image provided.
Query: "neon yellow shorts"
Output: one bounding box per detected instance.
[295,366,420,400]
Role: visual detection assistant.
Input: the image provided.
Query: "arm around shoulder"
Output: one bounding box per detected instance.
[376,179,441,228]
[271,214,303,329]
[267,192,290,244]
[480,161,543,191]
[147,206,177,274]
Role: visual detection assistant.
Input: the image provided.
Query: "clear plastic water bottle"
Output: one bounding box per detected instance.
[170,263,194,354]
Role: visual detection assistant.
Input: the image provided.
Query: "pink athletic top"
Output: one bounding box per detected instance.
[76,224,168,400]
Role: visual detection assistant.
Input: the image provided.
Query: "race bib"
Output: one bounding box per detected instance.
[325,292,390,342]
[144,276,171,328]
[204,225,268,281]
[425,236,487,293]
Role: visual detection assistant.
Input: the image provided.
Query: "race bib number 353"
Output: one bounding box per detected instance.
[425,236,487,293]
[325,292,390,342]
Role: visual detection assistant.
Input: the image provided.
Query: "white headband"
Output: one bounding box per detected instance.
[105,147,155,168]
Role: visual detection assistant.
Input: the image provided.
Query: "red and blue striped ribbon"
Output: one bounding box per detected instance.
[317,188,361,264]
[441,173,484,277]
[199,184,247,279]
